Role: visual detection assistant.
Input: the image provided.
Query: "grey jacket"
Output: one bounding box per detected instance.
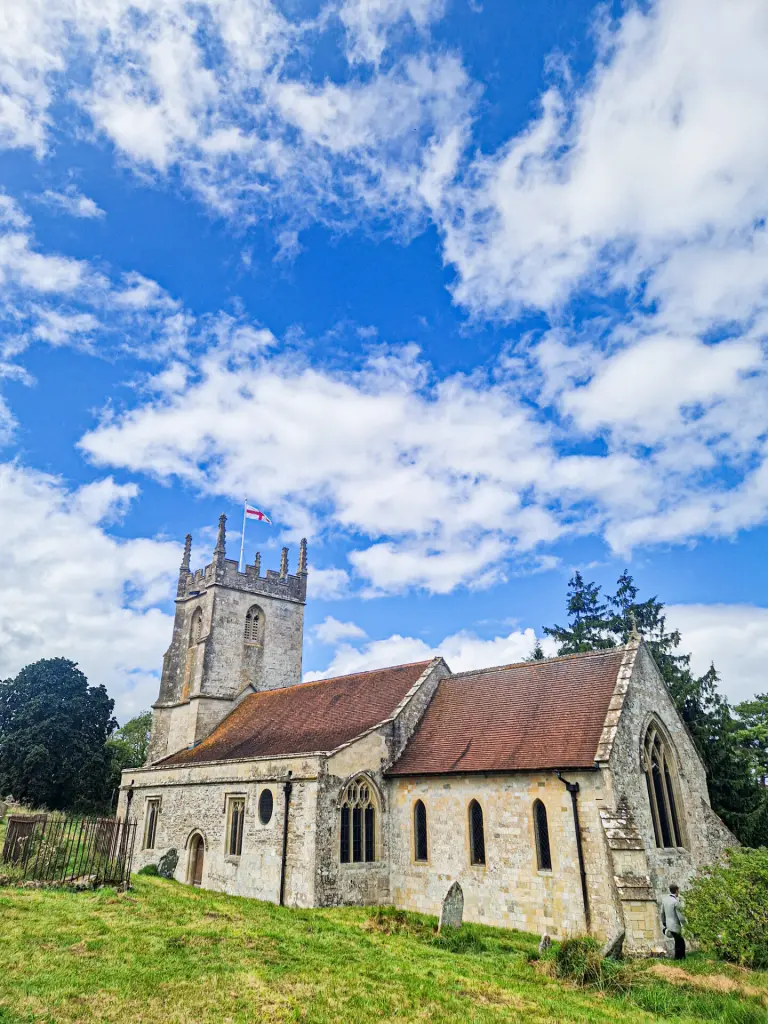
[661,893,685,934]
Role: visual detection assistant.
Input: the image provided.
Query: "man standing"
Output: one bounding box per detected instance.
[660,884,686,960]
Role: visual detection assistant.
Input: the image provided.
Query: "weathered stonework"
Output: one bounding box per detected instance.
[149,522,306,763]
[124,554,736,954]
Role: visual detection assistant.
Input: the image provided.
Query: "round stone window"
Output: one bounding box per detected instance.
[258,788,274,825]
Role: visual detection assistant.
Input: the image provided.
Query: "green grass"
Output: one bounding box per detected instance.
[0,878,767,1023]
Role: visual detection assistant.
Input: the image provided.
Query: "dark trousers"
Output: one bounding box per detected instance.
[671,931,686,960]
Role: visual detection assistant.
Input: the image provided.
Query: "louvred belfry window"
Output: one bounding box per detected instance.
[339,778,377,864]
[643,722,685,849]
[189,607,203,646]
[244,606,260,644]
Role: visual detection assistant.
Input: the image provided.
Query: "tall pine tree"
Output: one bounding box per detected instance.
[542,572,614,652]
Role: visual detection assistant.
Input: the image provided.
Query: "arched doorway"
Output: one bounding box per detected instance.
[188,834,205,887]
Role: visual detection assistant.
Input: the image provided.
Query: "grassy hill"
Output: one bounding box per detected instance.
[1,875,767,1023]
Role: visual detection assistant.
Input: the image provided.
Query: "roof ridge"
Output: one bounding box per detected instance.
[234,658,435,700]
[450,645,628,680]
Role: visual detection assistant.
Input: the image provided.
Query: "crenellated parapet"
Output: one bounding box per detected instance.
[176,517,308,604]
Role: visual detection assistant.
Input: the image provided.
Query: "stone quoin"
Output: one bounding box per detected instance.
[118,517,736,953]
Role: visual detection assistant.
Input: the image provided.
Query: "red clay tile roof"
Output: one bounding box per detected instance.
[387,649,626,775]
[160,661,433,766]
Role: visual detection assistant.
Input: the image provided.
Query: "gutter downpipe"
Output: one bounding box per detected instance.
[556,771,591,933]
[279,771,293,907]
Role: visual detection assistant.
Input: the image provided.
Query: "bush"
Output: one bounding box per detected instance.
[137,864,159,876]
[685,847,768,968]
[549,936,631,993]
[554,937,604,985]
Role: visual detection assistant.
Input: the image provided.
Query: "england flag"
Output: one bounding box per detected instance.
[244,503,271,524]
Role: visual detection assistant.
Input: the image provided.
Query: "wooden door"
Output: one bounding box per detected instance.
[190,836,204,887]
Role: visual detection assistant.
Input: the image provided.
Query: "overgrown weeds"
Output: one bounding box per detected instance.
[542,935,633,993]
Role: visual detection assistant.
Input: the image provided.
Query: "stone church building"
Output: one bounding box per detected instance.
[119,517,735,953]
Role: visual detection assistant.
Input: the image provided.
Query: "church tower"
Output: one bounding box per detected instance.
[147,515,308,763]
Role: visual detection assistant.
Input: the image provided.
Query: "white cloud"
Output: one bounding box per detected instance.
[313,616,367,644]
[307,567,351,600]
[79,342,564,593]
[0,0,473,228]
[304,621,555,680]
[38,187,105,219]
[0,462,179,722]
[667,604,768,706]
[339,0,445,65]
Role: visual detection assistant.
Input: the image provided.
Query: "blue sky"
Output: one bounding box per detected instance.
[1,0,768,720]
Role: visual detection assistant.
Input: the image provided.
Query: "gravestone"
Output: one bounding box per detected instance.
[538,934,552,954]
[157,848,179,879]
[0,801,7,822]
[438,881,464,932]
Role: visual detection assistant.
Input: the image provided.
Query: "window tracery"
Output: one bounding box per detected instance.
[643,721,685,848]
[339,777,377,864]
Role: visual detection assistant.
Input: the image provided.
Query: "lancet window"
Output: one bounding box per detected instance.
[468,799,486,865]
[643,721,685,848]
[414,800,428,862]
[533,799,552,870]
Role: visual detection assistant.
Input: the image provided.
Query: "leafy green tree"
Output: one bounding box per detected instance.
[0,658,116,811]
[106,710,152,791]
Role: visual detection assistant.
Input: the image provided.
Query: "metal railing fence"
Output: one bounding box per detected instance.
[1,814,136,886]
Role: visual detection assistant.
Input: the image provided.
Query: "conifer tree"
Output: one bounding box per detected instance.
[734,693,768,786]
[542,572,614,652]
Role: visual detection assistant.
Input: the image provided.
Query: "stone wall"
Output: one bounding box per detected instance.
[119,754,321,907]
[602,642,738,952]
[387,771,622,940]
[311,661,448,909]
[608,644,735,891]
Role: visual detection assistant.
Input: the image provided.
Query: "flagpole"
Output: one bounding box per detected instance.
[239,499,247,573]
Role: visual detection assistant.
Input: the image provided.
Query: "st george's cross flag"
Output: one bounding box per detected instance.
[244,503,271,524]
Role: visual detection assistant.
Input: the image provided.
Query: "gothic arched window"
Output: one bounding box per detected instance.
[533,799,552,870]
[414,800,428,862]
[468,799,486,865]
[339,777,377,864]
[189,607,203,646]
[244,605,261,644]
[643,721,685,849]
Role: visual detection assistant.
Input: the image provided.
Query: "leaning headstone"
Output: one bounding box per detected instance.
[157,848,179,879]
[438,881,464,932]
[538,934,552,954]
